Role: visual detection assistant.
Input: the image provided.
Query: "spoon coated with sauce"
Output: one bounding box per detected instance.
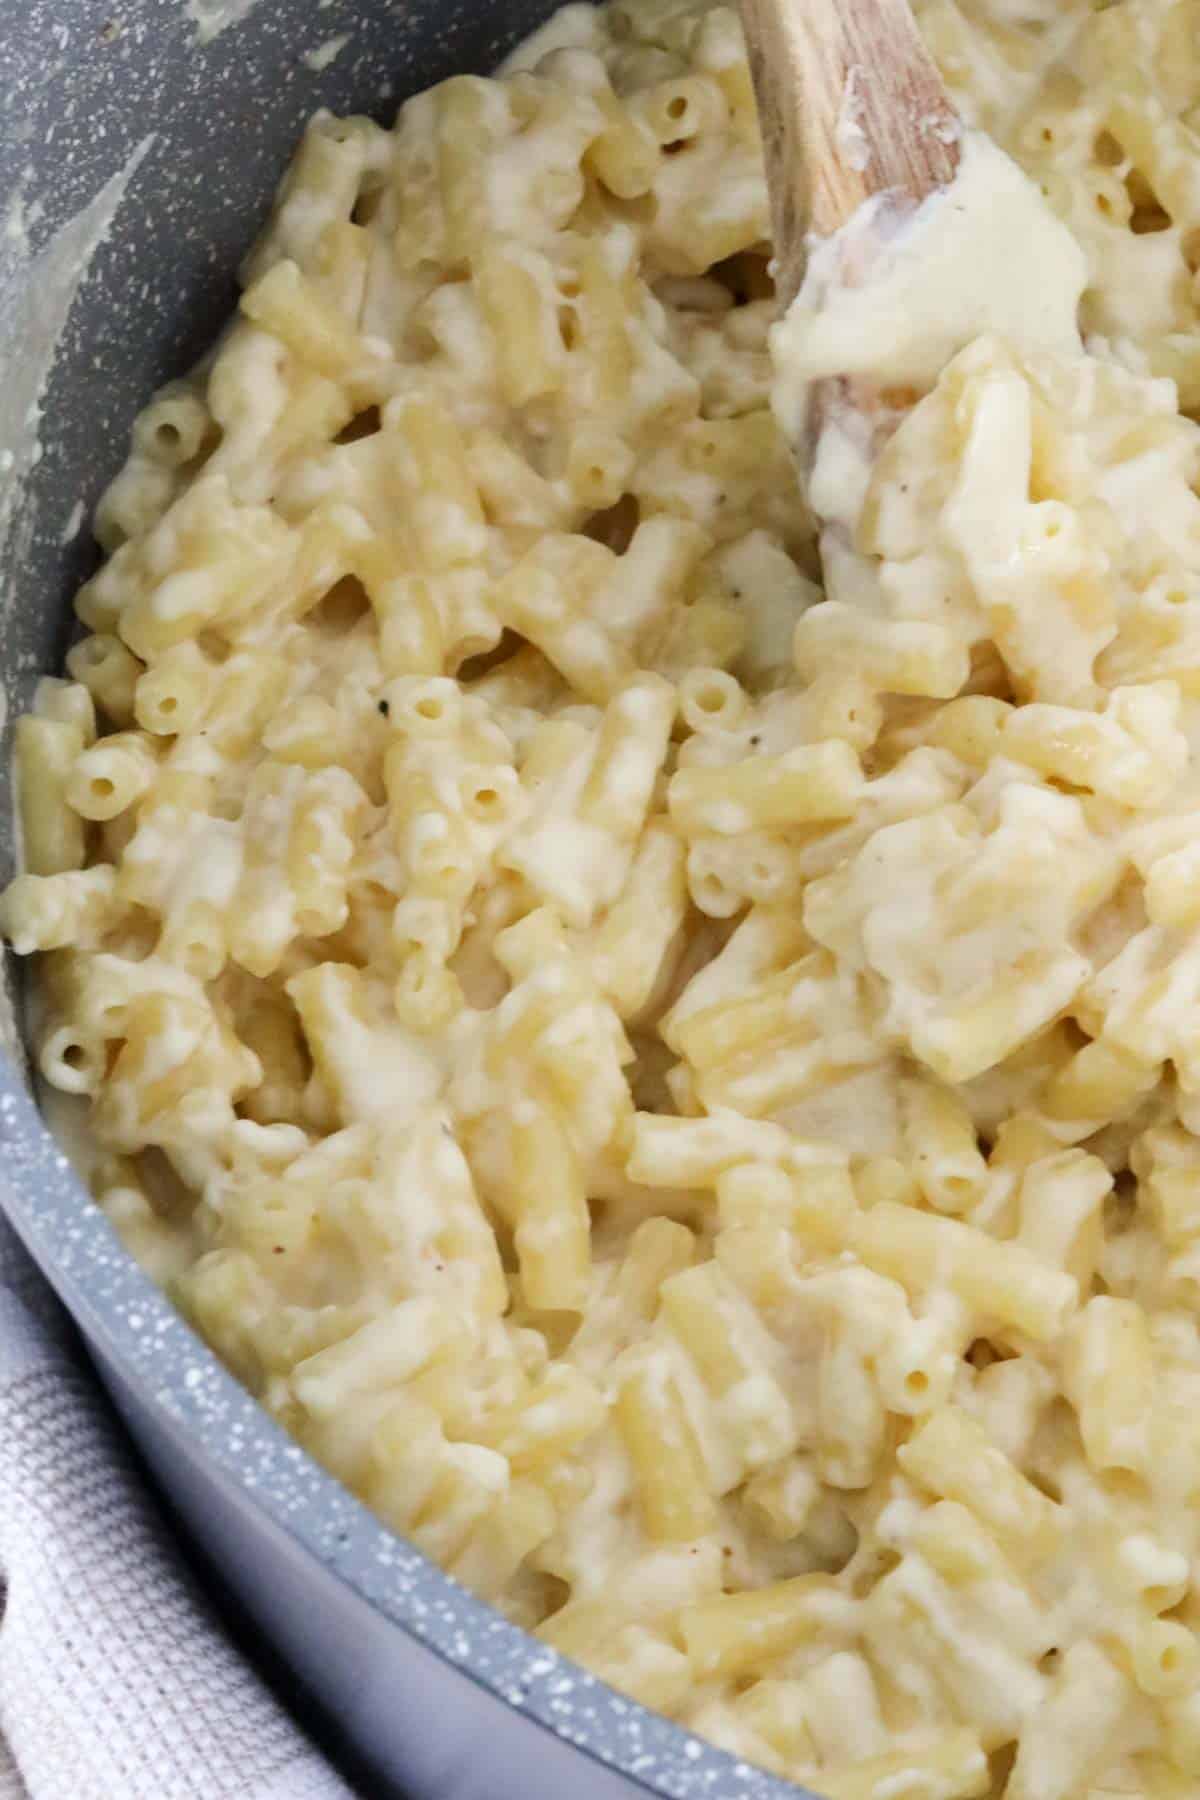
[738,0,1085,529]
[739,0,962,312]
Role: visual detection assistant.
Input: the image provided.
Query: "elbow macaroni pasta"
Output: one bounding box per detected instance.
[10,0,1200,1792]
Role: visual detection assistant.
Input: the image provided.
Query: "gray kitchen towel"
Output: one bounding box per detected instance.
[0,1217,357,1800]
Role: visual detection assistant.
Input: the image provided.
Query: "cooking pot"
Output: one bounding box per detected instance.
[0,3,815,1796]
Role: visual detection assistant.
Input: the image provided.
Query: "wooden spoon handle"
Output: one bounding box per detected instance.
[740,0,961,307]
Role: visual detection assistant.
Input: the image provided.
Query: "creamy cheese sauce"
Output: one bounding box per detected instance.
[10,0,1200,1793]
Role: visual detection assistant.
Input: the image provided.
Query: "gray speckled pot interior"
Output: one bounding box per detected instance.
[0,4,815,1796]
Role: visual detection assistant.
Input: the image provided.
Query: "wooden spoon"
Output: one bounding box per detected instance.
[739,0,962,312]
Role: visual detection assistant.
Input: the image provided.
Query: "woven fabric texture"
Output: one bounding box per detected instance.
[0,1219,358,1800]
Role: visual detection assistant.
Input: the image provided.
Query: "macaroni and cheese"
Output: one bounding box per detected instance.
[8,0,1200,1794]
